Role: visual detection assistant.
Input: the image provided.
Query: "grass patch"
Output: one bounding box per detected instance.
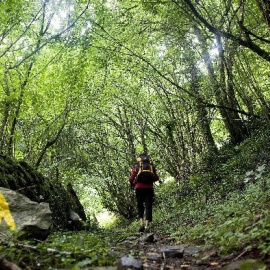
[0,230,118,269]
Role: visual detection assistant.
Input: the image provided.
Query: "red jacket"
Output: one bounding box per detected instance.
[129,166,159,189]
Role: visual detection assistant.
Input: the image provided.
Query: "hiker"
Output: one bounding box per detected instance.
[129,153,159,232]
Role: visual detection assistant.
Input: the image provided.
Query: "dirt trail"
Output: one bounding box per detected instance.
[114,233,269,269]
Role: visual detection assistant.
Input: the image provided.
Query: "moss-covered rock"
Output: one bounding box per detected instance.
[0,155,86,230]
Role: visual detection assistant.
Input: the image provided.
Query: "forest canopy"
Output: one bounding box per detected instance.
[0,0,270,218]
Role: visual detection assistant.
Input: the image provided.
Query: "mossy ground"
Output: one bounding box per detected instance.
[0,230,120,269]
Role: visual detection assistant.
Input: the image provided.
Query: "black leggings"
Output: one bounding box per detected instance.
[135,188,154,222]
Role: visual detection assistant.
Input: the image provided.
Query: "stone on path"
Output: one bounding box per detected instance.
[118,255,143,270]
[184,245,203,256]
[160,245,184,259]
[69,209,86,230]
[140,233,155,243]
[146,252,162,262]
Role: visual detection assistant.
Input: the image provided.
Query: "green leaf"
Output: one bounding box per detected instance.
[74,257,97,268]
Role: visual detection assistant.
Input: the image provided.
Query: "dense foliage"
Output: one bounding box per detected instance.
[0,0,270,234]
[150,123,270,255]
[0,0,270,260]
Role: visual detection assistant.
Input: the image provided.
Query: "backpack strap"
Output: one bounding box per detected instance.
[136,156,154,176]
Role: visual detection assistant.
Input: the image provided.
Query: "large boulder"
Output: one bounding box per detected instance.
[0,187,52,239]
[0,155,86,230]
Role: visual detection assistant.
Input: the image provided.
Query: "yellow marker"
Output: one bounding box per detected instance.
[0,193,16,230]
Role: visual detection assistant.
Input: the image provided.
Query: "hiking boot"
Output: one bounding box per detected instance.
[144,226,150,233]
[138,225,145,232]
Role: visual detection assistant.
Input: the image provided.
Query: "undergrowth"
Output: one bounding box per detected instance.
[149,124,270,255]
[0,230,123,269]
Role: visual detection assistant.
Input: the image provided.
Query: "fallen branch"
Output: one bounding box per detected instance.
[16,185,37,191]
[232,250,248,261]
[0,257,22,270]
[16,243,72,256]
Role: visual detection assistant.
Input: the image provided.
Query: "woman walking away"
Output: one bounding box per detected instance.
[129,153,159,232]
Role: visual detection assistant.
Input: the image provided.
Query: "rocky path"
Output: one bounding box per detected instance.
[109,233,269,270]
[1,231,269,269]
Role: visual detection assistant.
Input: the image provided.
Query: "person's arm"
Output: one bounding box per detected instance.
[129,167,137,185]
[153,167,159,182]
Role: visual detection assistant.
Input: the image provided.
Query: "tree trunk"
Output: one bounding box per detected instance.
[35,118,67,168]
[198,29,248,144]
[216,35,249,144]
[190,65,218,154]
[8,62,34,156]
[238,51,270,118]
[117,106,137,162]
[0,71,11,153]
[256,0,270,28]
[0,102,10,153]
[67,183,87,221]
